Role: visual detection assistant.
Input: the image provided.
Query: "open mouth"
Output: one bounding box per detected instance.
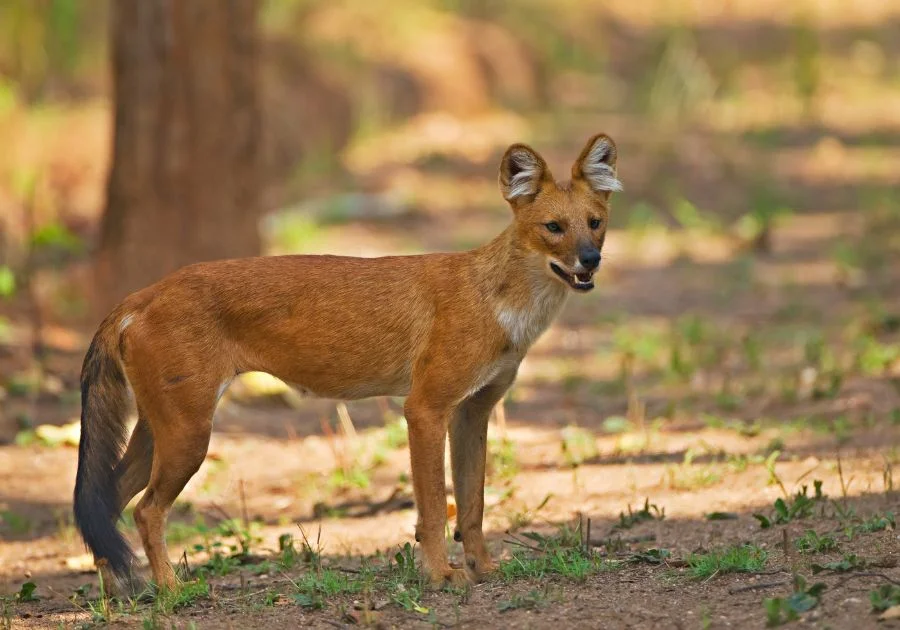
[550,262,595,292]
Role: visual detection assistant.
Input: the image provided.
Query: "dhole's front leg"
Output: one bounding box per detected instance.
[450,373,515,580]
[404,394,470,588]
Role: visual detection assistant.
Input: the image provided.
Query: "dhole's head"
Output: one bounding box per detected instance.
[499,134,621,292]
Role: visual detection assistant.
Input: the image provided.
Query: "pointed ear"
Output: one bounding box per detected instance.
[499,143,552,206]
[571,134,622,197]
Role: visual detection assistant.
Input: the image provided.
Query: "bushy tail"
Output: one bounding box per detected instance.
[73,314,134,577]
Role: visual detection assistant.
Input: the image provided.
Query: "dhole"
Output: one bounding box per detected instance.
[74,134,621,589]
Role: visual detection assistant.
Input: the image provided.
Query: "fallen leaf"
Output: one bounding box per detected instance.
[65,554,95,572]
[233,372,290,397]
[35,420,81,447]
[880,606,900,621]
[344,609,381,624]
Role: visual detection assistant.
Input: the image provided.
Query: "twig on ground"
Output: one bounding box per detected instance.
[503,534,543,553]
[333,566,362,574]
[728,580,789,594]
[834,572,900,589]
[239,479,249,529]
[591,533,657,547]
[208,503,234,524]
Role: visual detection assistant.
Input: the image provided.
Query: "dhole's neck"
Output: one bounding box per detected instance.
[472,225,569,349]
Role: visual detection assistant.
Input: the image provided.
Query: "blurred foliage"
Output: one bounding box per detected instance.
[0,0,107,101]
[0,266,15,298]
[0,0,897,325]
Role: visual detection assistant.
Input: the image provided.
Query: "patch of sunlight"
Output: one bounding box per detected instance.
[343,110,528,175]
[774,144,900,186]
[599,0,899,28]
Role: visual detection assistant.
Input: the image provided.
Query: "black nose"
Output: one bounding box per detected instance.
[579,249,601,270]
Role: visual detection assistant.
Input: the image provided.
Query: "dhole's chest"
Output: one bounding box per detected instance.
[493,281,568,350]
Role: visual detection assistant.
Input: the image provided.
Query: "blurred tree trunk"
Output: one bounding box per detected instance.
[96,0,261,313]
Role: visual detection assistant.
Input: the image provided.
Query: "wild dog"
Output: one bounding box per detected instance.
[74,133,621,590]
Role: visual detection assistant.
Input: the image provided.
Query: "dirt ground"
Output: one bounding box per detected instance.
[2,203,899,629]
[2,3,900,628]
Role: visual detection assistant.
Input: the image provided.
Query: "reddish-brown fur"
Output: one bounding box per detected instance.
[74,134,620,590]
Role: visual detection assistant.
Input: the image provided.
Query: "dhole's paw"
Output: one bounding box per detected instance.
[464,555,497,581]
[427,567,473,589]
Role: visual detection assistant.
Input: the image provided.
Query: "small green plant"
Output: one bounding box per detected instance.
[382,415,408,449]
[500,546,611,582]
[627,548,671,565]
[263,590,283,607]
[1,595,12,630]
[764,575,825,626]
[560,425,598,468]
[31,222,84,255]
[795,530,838,554]
[854,336,900,376]
[601,415,633,434]
[391,582,428,615]
[391,542,418,583]
[0,510,33,536]
[387,542,427,613]
[0,266,15,299]
[790,14,820,116]
[500,526,617,582]
[703,414,762,438]
[190,517,263,577]
[857,512,896,534]
[613,498,665,531]
[289,569,362,610]
[613,323,666,370]
[87,570,113,624]
[69,583,92,602]
[663,449,721,490]
[742,332,763,370]
[689,545,767,580]
[141,611,165,629]
[762,450,784,488]
[870,584,900,612]
[328,465,372,490]
[498,587,558,612]
[155,578,209,614]
[505,493,552,531]
[754,481,824,528]
[812,553,866,574]
[843,511,896,540]
[705,511,739,521]
[14,581,38,602]
[276,533,300,569]
[672,197,720,233]
[166,515,209,545]
[488,436,519,481]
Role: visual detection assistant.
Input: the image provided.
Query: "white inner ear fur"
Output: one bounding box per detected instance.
[582,138,623,193]
[505,150,541,200]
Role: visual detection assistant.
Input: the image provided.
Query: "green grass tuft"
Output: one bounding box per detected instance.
[688,545,767,580]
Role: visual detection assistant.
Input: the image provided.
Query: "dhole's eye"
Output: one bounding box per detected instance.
[544,221,563,234]
[589,218,602,230]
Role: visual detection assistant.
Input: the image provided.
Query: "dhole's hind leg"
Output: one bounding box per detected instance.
[450,373,514,580]
[131,387,217,590]
[114,413,154,513]
[95,414,154,594]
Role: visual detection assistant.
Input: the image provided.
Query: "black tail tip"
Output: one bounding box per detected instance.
[74,498,135,578]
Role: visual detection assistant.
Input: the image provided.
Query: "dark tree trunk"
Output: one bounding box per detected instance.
[96,0,261,312]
